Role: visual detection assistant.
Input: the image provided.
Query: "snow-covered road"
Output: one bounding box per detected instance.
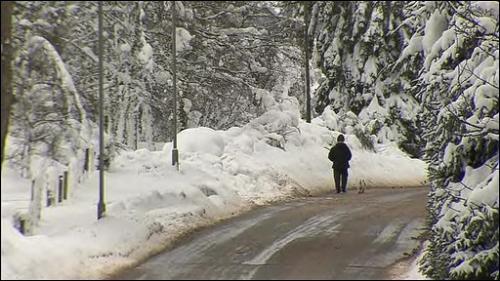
[114,187,427,280]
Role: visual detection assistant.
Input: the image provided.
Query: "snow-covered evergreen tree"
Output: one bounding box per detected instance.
[9,2,96,178]
[394,2,499,279]
[310,1,498,278]
[310,1,423,157]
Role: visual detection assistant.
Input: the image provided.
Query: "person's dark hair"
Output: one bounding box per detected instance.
[337,134,345,142]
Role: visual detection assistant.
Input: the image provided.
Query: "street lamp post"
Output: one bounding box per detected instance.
[171,1,179,169]
[304,2,312,123]
[97,1,106,219]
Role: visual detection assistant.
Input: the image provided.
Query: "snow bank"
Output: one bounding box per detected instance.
[1,102,427,279]
[175,127,225,157]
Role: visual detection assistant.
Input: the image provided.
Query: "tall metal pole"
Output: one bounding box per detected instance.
[304,2,312,123]
[171,1,179,169]
[97,1,106,219]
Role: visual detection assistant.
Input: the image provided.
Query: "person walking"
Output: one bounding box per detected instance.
[328,134,352,193]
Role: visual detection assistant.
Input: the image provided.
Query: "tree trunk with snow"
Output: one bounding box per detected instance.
[1,1,14,170]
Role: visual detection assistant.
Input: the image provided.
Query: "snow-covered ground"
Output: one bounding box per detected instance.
[403,249,428,280]
[1,108,428,279]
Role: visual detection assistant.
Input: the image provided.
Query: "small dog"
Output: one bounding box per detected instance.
[358,179,367,194]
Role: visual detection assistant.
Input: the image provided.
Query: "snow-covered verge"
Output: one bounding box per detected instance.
[1,101,427,279]
[401,245,429,280]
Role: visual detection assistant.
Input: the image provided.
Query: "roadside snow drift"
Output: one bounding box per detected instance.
[1,107,427,279]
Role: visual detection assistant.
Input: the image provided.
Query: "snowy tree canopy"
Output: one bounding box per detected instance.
[2,1,498,279]
[305,1,498,279]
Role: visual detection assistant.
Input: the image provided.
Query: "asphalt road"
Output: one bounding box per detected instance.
[115,187,428,280]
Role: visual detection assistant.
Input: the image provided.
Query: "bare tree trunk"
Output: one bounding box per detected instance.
[1,1,14,171]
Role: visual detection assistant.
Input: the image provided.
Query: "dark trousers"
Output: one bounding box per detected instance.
[333,168,348,193]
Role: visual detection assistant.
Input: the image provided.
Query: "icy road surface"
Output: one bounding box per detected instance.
[115,187,427,280]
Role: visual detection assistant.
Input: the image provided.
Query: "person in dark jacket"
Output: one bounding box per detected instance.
[328,134,352,193]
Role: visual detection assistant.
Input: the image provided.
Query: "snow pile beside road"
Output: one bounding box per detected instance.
[1,101,427,279]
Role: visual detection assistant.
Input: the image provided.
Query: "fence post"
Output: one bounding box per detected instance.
[47,189,53,207]
[14,212,31,236]
[19,217,26,234]
[63,171,69,200]
[84,148,90,172]
[58,175,63,203]
[30,176,42,224]
[89,147,94,173]
[31,180,35,200]
[105,115,109,134]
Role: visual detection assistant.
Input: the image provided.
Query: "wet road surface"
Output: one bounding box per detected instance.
[115,187,427,280]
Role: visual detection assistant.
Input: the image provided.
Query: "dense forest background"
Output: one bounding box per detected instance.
[1,1,498,279]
